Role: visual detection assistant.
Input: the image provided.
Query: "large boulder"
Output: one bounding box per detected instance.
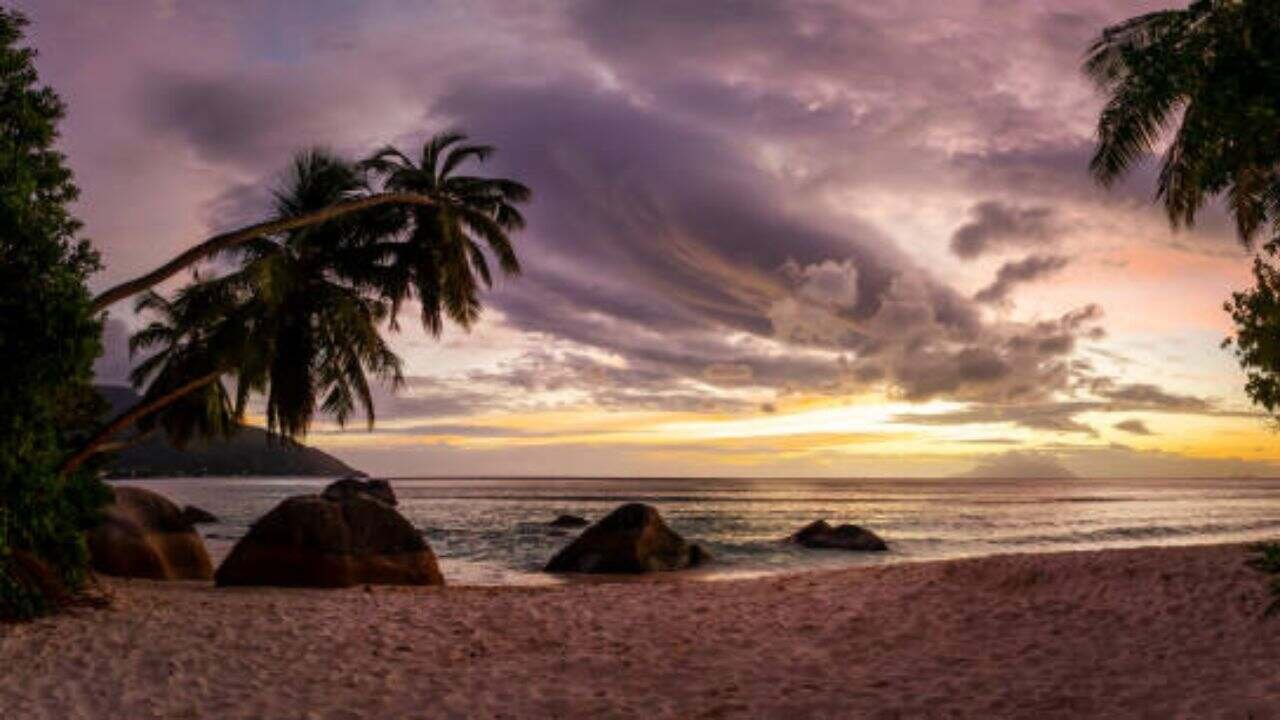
[322,477,397,506]
[87,486,214,580]
[545,503,708,574]
[788,520,887,551]
[214,494,442,587]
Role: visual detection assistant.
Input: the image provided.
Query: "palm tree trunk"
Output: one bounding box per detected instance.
[58,370,224,476]
[90,192,437,312]
[92,427,160,455]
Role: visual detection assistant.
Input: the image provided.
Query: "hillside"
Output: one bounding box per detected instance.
[96,385,360,478]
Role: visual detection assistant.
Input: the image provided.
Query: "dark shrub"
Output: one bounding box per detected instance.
[1247,543,1280,617]
[0,9,109,620]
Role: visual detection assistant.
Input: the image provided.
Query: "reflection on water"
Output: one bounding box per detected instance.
[123,476,1280,585]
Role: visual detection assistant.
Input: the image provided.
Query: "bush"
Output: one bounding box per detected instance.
[1247,543,1280,617]
[0,8,109,621]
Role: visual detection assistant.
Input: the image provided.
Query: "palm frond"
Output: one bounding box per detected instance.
[423,131,468,177]
[439,143,495,179]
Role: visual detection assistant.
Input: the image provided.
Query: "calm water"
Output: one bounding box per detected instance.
[122,476,1280,585]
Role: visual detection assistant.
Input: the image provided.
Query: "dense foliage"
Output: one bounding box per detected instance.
[1090,1,1280,614]
[0,9,109,620]
[1088,0,1280,419]
[1224,243,1280,418]
[1227,249,1280,607]
[0,10,525,619]
[1086,0,1280,243]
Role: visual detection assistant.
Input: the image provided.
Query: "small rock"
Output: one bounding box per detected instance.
[787,520,887,551]
[321,477,397,506]
[548,514,589,528]
[180,505,218,525]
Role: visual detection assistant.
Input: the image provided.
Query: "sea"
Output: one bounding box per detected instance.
[121,476,1280,585]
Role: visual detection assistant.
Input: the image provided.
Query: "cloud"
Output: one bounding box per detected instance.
[1088,381,1213,413]
[428,79,1114,405]
[893,373,1229,436]
[61,1,1147,416]
[25,0,1266,477]
[951,201,1063,259]
[899,402,1100,436]
[974,254,1071,304]
[703,363,755,385]
[1114,419,1153,435]
[949,445,1280,480]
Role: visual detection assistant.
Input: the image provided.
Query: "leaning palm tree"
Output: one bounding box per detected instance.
[1085,1,1280,243]
[203,149,406,442]
[359,131,530,334]
[60,137,529,474]
[59,151,408,473]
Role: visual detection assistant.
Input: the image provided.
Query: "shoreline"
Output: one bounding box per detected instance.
[126,475,1280,587]
[4,541,1278,718]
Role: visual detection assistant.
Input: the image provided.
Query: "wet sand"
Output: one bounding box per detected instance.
[2,542,1277,719]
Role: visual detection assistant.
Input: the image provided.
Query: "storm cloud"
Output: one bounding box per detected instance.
[23,0,1264,475]
[74,0,1173,414]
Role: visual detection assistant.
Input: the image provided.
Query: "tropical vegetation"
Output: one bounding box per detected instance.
[0,7,529,618]
[66,139,530,474]
[1086,0,1280,243]
[1086,0,1280,421]
[0,9,110,620]
[1086,0,1280,611]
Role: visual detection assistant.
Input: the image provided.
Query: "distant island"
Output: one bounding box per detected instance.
[952,451,1078,480]
[97,386,359,478]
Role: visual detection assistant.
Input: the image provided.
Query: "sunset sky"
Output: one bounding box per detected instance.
[23,0,1280,477]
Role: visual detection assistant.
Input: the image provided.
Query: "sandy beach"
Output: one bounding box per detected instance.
[2,542,1277,719]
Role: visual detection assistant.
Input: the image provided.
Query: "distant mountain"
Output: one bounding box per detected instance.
[952,451,1078,480]
[96,385,360,478]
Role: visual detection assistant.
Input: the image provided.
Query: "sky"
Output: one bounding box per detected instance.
[20,0,1280,478]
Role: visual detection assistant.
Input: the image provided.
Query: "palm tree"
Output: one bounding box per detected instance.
[203,149,405,441]
[359,131,530,334]
[59,151,408,473]
[125,288,239,449]
[61,136,530,474]
[1085,1,1280,243]
[58,284,244,474]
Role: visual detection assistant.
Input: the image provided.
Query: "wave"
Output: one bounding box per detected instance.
[394,493,1175,505]
[998,519,1280,546]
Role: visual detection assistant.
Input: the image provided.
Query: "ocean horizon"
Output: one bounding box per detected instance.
[123,475,1280,586]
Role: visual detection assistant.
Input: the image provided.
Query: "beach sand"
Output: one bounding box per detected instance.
[2,542,1277,719]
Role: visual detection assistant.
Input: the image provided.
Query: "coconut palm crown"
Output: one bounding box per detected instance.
[359,131,530,334]
[1085,0,1280,243]
[203,150,406,441]
[127,287,240,449]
